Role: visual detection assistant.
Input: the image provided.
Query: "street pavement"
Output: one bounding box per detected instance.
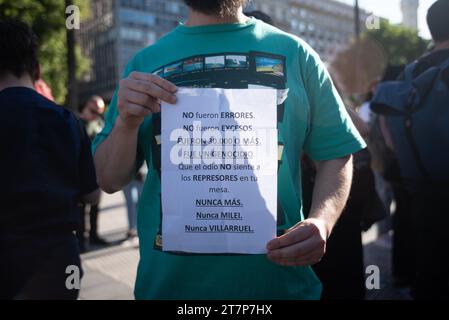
[79,192,412,300]
[79,192,137,300]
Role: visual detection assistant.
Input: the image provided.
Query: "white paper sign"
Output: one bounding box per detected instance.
[161,88,277,254]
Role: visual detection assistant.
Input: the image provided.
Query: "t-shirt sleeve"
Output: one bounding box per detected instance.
[78,121,98,195]
[302,48,366,161]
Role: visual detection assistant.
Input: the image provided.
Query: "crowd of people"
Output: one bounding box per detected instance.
[0,0,448,300]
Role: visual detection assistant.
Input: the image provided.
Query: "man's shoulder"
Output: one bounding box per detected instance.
[255,20,303,44]
[35,92,78,123]
[256,20,320,60]
[420,48,449,64]
[1,88,81,148]
[414,49,449,77]
[253,21,322,72]
[1,87,72,117]
[27,92,81,138]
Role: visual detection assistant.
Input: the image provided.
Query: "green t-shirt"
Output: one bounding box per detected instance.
[93,17,366,300]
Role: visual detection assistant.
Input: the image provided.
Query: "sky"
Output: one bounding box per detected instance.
[336,0,438,39]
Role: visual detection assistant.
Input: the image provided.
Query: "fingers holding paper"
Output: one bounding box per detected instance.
[266,218,327,267]
[117,71,178,129]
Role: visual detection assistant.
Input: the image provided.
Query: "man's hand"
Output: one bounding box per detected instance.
[117,71,178,130]
[266,218,328,267]
[266,155,353,267]
[94,72,177,193]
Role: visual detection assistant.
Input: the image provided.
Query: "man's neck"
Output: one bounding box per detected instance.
[434,39,449,51]
[0,74,34,92]
[185,7,248,27]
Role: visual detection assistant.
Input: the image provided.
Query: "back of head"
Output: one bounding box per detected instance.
[184,0,247,16]
[427,0,449,43]
[0,20,39,80]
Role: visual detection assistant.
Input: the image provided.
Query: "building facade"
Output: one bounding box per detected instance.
[79,0,366,101]
[79,0,187,101]
[247,0,369,63]
[401,0,419,30]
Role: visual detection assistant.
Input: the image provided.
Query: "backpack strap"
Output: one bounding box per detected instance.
[403,61,430,180]
[403,102,430,179]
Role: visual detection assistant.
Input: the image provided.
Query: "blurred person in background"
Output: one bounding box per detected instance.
[122,169,145,241]
[81,98,145,244]
[372,0,449,299]
[0,20,99,299]
[78,96,107,249]
[358,80,378,125]
[367,65,414,290]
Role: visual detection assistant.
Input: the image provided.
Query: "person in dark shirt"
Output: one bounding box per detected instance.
[0,20,99,299]
[408,0,449,300]
[78,96,108,249]
[376,0,449,299]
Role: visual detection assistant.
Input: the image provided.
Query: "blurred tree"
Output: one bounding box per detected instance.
[331,37,387,97]
[364,19,430,66]
[0,0,90,105]
[331,19,430,100]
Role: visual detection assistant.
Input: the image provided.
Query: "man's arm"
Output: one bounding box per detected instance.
[95,72,178,193]
[94,118,140,193]
[267,155,353,266]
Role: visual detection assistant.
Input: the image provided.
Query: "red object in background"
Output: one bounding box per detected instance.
[34,79,54,101]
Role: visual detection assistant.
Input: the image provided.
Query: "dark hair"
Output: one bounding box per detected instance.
[244,10,274,26]
[427,0,449,42]
[0,20,39,79]
[184,0,247,16]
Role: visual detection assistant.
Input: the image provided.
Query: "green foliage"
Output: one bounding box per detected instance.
[0,0,90,104]
[364,19,430,66]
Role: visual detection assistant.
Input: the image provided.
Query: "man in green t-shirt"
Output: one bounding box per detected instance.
[93,0,366,300]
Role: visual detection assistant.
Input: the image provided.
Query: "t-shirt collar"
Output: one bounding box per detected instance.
[175,17,256,34]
